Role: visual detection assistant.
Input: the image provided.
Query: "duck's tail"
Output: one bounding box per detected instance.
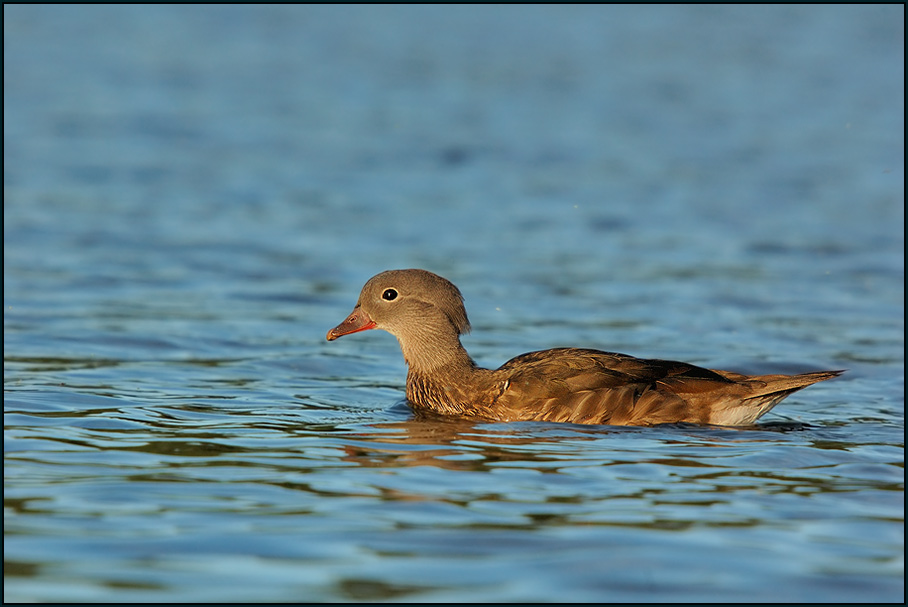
[740,369,845,424]
[705,369,844,426]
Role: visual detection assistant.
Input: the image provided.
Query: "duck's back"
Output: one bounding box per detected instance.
[488,348,840,426]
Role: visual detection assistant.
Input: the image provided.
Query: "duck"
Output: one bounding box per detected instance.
[326,269,843,427]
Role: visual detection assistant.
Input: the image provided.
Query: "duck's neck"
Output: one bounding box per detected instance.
[396,324,477,376]
[397,330,489,416]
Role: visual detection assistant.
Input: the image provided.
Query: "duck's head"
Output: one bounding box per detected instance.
[326,269,471,355]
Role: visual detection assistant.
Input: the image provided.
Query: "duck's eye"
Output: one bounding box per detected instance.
[382,288,398,301]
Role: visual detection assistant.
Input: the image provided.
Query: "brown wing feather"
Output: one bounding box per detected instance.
[491,348,726,424]
[491,349,842,426]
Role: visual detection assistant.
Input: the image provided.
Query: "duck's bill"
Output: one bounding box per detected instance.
[326,307,377,341]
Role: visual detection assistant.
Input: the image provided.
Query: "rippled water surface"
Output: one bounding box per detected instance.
[4,5,904,602]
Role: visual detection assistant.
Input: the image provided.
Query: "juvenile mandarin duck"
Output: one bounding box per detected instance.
[326,269,842,427]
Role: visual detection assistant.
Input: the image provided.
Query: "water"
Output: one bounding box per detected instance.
[4,5,904,602]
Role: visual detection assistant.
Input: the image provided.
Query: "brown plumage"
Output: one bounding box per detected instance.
[326,269,843,427]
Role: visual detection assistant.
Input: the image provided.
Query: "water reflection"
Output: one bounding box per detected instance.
[319,417,903,501]
[5,393,902,604]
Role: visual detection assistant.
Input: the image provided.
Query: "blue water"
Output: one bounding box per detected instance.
[4,5,904,602]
